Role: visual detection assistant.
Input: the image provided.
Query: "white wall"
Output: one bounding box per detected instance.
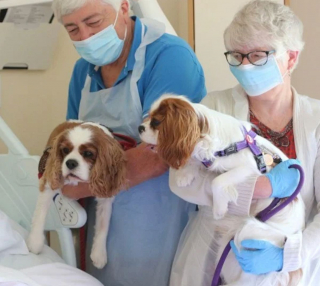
[290,0,320,99]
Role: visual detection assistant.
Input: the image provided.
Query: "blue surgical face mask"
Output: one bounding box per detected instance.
[72,11,127,66]
[230,54,288,97]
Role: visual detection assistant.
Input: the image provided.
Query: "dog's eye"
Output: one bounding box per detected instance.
[150,118,161,128]
[83,151,93,158]
[62,147,70,155]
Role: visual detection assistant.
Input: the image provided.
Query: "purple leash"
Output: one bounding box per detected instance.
[211,164,304,286]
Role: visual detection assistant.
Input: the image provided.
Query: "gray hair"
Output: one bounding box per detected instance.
[52,0,128,23]
[224,0,304,69]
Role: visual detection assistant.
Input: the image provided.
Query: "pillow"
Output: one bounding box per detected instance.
[0,210,29,255]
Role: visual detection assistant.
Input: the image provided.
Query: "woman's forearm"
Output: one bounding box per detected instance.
[254,175,272,199]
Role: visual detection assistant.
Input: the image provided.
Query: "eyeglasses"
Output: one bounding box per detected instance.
[224,50,276,66]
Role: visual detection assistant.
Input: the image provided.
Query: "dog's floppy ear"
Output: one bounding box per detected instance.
[157,98,203,169]
[41,132,65,191]
[89,131,127,198]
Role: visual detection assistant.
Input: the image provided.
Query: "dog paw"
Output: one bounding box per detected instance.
[91,246,107,269]
[176,173,195,187]
[212,185,238,220]
[193,137,215,162]
[213,202,228,220]
[223,185,238,205]
[27,232,45,254]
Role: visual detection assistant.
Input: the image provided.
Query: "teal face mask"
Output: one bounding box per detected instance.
[72,12,127,66]
[230,55,287,96]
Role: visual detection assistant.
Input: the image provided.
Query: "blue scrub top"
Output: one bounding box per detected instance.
[67,16,207,120]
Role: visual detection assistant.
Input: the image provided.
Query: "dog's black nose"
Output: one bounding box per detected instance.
[66,159,78,170]
[138,125,145,134]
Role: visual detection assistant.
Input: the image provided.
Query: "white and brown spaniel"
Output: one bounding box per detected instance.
[27,120,126,269]
[139,94,305,286]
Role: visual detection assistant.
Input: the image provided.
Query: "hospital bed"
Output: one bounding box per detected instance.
[0,0,176,284]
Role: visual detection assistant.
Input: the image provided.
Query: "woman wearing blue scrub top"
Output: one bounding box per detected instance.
[51,0,206,285]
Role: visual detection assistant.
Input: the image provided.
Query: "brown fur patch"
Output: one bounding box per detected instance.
[85,126,127,198]
[150,98,202,169]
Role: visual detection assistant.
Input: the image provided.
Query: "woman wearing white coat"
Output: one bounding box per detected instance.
[169,1,320,285]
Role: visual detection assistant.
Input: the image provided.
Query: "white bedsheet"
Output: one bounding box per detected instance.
[0,243,64,270]
[0,211,64,270]
[0,283,29,286]
[22,263,103,286]
[0,266,41,286]
[0,211,103,286]
[0,211,28,256]
[0,264,103,286]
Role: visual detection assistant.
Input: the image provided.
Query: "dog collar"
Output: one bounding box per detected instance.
[202,127,266,173]
[112,133,137,151]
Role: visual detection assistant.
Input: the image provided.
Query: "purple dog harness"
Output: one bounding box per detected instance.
[206,127,305,286]
[202,128,267,173]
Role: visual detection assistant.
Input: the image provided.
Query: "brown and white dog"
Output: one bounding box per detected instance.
[139,94,305,286]
[27,120,126,269]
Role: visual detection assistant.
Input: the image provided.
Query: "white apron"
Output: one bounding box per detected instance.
[78,19,195,286]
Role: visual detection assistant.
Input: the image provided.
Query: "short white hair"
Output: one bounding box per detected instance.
[52,0,128,23]
[224,0,304,67]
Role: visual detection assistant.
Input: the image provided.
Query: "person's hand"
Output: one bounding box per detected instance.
[62,182,92,200]
[265,159,301,198]
[230,239,283,275]
[125,143,169,188]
